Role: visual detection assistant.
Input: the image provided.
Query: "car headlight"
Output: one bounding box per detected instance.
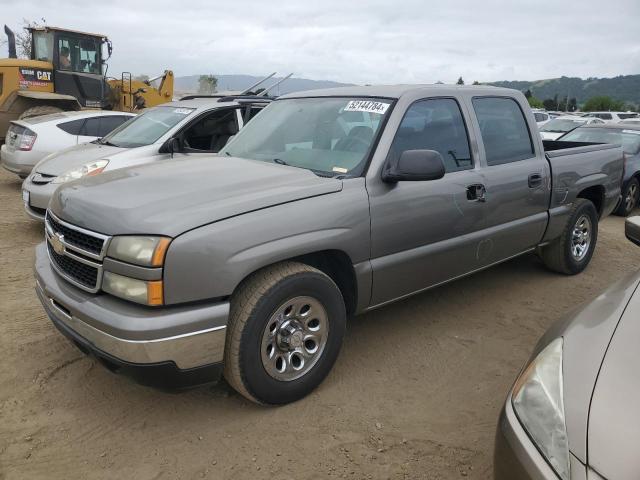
[51,159,109,184]
[102,271,163,306]
[512,338,569,479]
[107,236,171,267]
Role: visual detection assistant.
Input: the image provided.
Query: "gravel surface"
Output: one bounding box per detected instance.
[1,167,639,479]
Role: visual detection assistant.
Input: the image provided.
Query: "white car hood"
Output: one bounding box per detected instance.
[34,142,124,176]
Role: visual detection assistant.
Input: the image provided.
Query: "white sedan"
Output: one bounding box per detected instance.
[1,110,135,178]
[539,115,605,141]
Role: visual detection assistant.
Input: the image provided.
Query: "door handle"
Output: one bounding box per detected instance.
[528,173,543,188]
[467,184,486,202]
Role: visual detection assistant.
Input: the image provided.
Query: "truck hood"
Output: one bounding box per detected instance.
[49,156,343,237]
[34,142,123,176]
[587,285,640,480]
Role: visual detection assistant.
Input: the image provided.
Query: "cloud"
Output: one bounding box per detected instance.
[1,0,638,83]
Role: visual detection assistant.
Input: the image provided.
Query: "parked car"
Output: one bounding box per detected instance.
[494,216,640,480]
[34,85,623,405]
[585,111,639,123]
[0,111,135,179]
[559,123,640,216]
[21,95,271,220]
[539,115,605,140]
[531,109,551,127]
[620,119,640,126]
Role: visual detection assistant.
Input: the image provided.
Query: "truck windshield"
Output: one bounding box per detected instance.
[100,106,195,148]
[561,127,640,155]
[219,97,391,176]
[540,118,587,133]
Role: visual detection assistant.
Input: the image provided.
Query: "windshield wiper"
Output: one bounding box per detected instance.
[272,158,289,166]
[99,139,119,147]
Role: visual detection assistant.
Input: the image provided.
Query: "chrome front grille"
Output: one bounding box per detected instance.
[45,211,111,293]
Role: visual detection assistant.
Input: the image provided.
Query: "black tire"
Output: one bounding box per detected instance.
[19,105,65,120]
[540,198,598,275]
[615,178,639,217]
[223,261,346,405]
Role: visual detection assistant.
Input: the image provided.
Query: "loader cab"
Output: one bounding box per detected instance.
[30,27,112,109]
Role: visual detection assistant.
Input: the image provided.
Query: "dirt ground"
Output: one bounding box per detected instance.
[1,167,639,480]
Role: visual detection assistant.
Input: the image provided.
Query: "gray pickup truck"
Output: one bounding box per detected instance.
[34,85,623,405]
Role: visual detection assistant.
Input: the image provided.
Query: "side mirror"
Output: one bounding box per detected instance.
[625,216,640,246]
[159,137,181,157]
[382,149,446,183]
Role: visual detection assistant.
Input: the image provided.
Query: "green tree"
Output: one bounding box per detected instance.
[198,75,218,94]
[542,98,556,111]
[456,77,464,85]
[527,96,544,108]
[568,98,577,112]
[583,96,625,112]
[472,80,480,85]
[524,89,532,98]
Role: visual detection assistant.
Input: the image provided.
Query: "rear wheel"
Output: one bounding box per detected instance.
[19,105,65,120]
[540,198,598,275]
[615,178,639,217]
[224,262,346,405]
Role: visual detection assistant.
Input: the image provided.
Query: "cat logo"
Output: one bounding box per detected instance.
[36,71,52,81]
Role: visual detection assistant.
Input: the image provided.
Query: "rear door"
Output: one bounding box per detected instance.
[469,96,550,264]
[368,97,487,306]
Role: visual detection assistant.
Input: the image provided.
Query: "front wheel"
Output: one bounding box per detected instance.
[615,178,639,217]
[223,262,346,405]
[540,198,598,275]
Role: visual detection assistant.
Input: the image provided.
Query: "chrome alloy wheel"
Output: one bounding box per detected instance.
[260,296,329,381]
[625,183,638,212]
[571,214,592,261]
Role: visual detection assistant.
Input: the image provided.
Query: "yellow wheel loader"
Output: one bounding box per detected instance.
[0,25,173,142]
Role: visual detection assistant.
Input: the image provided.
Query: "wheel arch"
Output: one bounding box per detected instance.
[576,185,605,217]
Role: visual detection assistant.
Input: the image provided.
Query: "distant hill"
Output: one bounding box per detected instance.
[489,75,640,107]
[174,74,352,96]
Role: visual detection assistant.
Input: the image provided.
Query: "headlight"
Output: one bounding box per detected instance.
[51,159,109,184]
[102,271,163,306]
[512,338,569,479]
[107,236,171,267]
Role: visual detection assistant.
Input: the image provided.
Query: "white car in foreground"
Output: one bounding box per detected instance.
[1,111,135,178]
[539,115,605,140]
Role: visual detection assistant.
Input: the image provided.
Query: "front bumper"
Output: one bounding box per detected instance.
[34,242,230,388]
[22,177,57,221]
[494,395,587,480]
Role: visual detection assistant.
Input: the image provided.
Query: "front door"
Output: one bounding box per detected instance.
[368,97,487,306]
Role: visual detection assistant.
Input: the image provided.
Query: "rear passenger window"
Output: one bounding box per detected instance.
[57,118,86,135]
[389,98,472,173]
[473,97,534,166]
[80,118,101,137]
[98,116,131,137]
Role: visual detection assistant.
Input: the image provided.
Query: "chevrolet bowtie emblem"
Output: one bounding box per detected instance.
[51,232,65,255]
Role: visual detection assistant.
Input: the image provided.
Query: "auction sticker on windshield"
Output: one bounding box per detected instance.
[344,100,390,115]
[173,108,194,115]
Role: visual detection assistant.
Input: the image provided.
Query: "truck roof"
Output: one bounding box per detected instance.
[280,84,516,100]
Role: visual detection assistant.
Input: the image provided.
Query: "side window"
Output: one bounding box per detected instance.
[97,116,131,137]
[57,118,86,135]
[389,98,473,173]
[182,109,239,152]
[473,97,534,166]
[534,113,545,122]
[80,117,101,137]
[245,106,264,123]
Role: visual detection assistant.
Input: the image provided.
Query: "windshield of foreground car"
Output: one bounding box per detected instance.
[99,106,195,148]
[560,127,640,155]
[219,97,391,176]
[540,118,587,133]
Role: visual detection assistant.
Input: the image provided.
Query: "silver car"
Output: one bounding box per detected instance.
[494,216,640,479]
[21,96,270,220]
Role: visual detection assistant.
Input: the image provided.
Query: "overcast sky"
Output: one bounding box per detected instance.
[2,0,639,84]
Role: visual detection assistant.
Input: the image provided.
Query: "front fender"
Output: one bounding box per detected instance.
[162,179,371,305]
